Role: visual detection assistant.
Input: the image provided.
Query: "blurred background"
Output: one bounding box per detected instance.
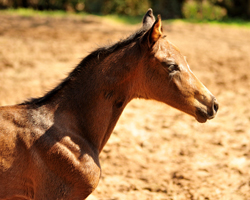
[0,0,250,200]
[0,0,250,21]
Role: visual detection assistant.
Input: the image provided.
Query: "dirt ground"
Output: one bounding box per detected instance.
[0,13,250,200]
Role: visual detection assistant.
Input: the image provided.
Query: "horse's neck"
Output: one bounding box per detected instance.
[53,50,139,152]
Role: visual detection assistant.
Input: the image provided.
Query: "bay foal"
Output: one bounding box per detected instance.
[0,9,218,199]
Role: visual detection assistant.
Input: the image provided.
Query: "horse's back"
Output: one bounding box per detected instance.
[0,105,35,199]
[0,105,29,172]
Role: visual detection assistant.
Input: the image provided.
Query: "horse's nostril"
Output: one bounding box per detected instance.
[213,100,219,113]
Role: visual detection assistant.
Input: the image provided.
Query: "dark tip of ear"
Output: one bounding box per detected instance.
[147,8,153,16]
[142,8,155,29]
[143,8,154,22]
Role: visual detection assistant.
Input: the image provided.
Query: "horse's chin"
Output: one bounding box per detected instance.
[195,109,209,123]
[195,116,207,123]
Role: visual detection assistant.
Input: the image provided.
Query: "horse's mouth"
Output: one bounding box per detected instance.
[195,108,212,123]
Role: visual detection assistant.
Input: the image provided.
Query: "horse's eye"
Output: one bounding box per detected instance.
[168,64,179,73]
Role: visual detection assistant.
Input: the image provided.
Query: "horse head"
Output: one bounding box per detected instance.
[139,9,219,123]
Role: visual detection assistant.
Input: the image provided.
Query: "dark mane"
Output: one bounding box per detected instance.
[20,27,148,106]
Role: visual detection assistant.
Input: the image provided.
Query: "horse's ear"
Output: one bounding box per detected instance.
[142,8,155,29]
[148,15,163,47]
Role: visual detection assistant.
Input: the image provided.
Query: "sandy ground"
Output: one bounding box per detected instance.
[0,13,250,200]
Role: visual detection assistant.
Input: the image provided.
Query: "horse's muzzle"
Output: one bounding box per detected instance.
[195,97,219,123]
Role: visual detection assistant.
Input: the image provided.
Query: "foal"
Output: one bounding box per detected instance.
[0,9,218,199]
